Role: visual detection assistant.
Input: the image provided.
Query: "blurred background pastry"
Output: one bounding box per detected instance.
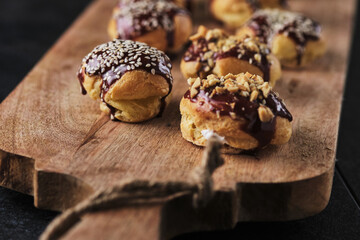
[108,0,192,53]
[180,72,292,151]
[78,39,173,122]
[181,26,281,86]
[237,9,326,67]
[210,0,286,28]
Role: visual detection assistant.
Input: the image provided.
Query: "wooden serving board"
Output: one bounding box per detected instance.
[0,0,355,239]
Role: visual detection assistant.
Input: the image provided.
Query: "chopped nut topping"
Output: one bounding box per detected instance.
[187,72,273,103]
[184,26,272,80]
[184,73,288,123]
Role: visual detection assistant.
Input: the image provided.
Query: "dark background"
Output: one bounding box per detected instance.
[0,0,359,239]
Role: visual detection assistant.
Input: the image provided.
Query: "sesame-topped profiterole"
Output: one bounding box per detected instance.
[181,26,281,87]
[210,0,286,28]
[117,0,190,9]
[108,0,192,53]
[237,9,326,67]
[180,72,292,151]
[77,39,173,122]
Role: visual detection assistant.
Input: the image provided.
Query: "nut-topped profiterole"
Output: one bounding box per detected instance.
[181,26,281,87]
[180,72,292,151]
[237,9,326,67]
[108,0,193,53]
[77,39,173,122]
[210,0,286,28]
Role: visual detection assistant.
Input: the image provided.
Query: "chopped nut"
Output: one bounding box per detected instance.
[208,78,220,86]
[215,86,225,94]
[227,86,239,93]
[244,72,253,79]
[187,77,196,86]
[203,51,213,60]
[250,90,259,101]
[190,87,199,98]
[254,53,262,63]
[193,77,201,88]
[244,81,250,92]
[259,82,270,98]
[240,91,249,97]
[208,42,217,51]
[238,85,247,91]
[229,112,236,119]
[207,58,215,67]
[258,106,274,122]
[189,25,207,41]
[224,73,236,79]
[206,28,225,41]
[244,38,259,52]
[255,75,264,84]
[222,45,230,52]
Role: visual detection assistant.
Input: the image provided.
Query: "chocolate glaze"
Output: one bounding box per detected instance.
[248,15,269,43]
[184,87,292,149]
[278,20,321,65]
[183,37,271,82]
[248,11,321,65]
[77,68,87,95]
[115,1,189,48]
[247,0,288,9]
[77,40,173,120]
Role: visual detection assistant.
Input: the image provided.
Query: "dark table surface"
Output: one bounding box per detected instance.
[0,1,360,239]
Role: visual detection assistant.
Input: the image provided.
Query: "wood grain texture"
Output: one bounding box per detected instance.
[0,0,355,238]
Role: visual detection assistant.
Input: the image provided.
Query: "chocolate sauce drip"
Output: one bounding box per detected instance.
[77,40,173,120]
[278,20,321,65]
[115,0,189,49]
[77,68,87,95]
[248,10,321,65]
[183,38,208,62]
[183,37,271,82]
[248,15,270,43]
[184,88,292,149]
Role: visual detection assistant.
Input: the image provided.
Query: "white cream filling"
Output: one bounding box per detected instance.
[201,129,227,144]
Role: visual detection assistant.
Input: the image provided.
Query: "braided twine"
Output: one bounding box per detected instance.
[40,135,224,240]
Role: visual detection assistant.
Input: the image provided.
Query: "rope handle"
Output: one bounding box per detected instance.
[40,135,224,240]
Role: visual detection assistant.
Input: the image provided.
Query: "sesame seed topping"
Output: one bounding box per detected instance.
[80,39,173,113]
[113,0,189,45]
